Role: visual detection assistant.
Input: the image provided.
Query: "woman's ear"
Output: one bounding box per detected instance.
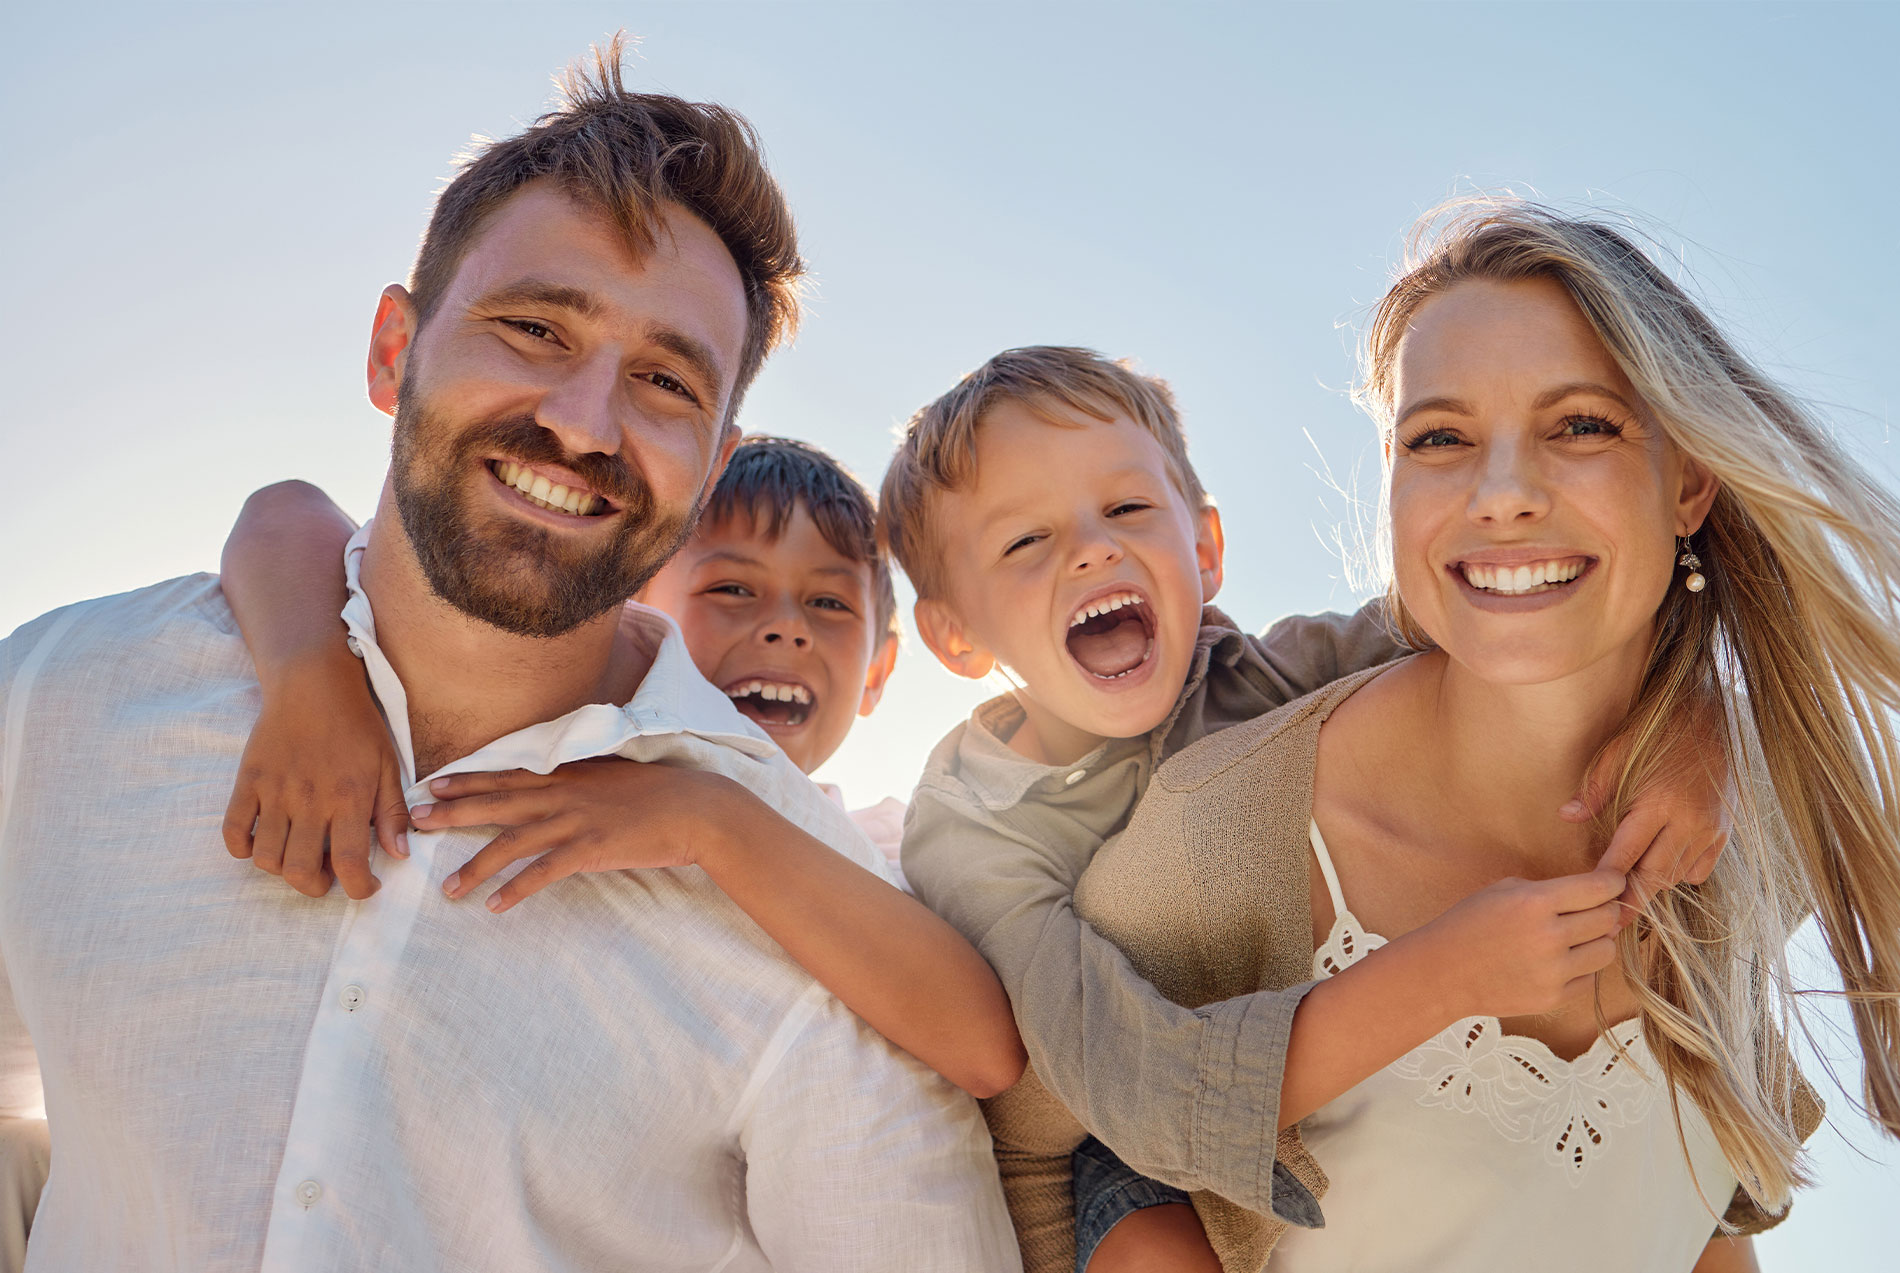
[913,598,996,681]
[857,634,900,717]
[1196,503,1226,605]
[1675,456,1722,537]
[366,284,418,418]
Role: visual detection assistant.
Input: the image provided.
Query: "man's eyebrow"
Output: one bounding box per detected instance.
[1532,381,1638,413]
[468,279,603,318]
[645,325,728,398]
[1393,396,1475,430]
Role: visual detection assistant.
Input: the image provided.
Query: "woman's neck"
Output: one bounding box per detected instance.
[1402,646,1648,872]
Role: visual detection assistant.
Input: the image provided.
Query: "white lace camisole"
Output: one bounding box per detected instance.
[1269,822,1741,1271]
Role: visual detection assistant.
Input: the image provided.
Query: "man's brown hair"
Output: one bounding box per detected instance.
[407,35,803,423]
[705,436,899,641]
[878,346,1209,601]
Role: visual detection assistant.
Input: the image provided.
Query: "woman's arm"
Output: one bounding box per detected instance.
[219,481,408,900]
[417,761,1027,1098]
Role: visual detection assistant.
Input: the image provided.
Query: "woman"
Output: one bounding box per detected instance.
[1077,199,1900,1271]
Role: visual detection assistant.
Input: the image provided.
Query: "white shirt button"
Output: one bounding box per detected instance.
[345,636,364,659]
[339,984,365,1012]
[1065,769,1087,785]
[295,1179,323,1208]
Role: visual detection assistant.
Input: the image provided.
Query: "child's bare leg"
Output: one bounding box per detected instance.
[1087,1204,1221,1273]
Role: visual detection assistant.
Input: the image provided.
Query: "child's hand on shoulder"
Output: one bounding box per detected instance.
[222,642,410,900]
[417,758,758,913]
[1408,868,1626,1021]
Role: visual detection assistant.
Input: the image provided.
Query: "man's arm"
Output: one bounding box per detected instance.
[739,987,1021,1272]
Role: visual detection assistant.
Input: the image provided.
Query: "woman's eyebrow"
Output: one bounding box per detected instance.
[1532,381,1637,412]
[1393,395,1474,430]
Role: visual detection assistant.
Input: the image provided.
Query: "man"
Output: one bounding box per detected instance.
[0,41,1016,1272]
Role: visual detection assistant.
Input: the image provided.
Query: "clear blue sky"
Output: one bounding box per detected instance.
[4,3,1896,1263]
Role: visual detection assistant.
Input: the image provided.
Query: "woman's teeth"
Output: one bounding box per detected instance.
[1070,591,1144,627]
[1460,559,1587,595]
[495,460,604,516]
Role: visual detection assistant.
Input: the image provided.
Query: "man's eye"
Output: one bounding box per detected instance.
[504,319,557,342]
[641,370,693,400]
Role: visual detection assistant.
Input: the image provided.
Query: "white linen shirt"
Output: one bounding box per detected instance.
[0,526,1017,1273]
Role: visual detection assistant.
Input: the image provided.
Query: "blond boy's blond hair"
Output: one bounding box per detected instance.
[879,346,1209,601]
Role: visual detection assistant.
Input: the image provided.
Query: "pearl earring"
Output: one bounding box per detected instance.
[1678,537,1706,593]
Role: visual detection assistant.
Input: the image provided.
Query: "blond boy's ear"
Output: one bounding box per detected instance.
[913,598,996,681]
[1196,503,1226,605]
[857,634,900,717]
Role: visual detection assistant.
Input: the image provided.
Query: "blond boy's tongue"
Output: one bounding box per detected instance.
[1067,610,1151,678]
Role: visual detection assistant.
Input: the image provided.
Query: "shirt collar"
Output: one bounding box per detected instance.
[340,522,779,794]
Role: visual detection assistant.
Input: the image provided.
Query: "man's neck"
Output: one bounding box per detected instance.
[359,490,655,777]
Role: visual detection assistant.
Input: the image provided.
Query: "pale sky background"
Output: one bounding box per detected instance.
[4,2,1897,1265]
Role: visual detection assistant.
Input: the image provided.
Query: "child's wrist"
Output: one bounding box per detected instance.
[256,631,362,698]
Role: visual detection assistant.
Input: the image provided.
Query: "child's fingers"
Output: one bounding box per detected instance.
[281,818,332,898]
[426,768,551,799]
[222,789,259,860]
[374,757,411,860]
[328,815,380,901]
[441,819,561,900]
[412,788,553,830]
[485,843,589,914]
[251,807,290,876]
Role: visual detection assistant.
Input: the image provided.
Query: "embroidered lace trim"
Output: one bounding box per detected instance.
[1313,912,1654,1182]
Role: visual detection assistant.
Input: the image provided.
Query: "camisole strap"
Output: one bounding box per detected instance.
[1307,819,1350,919]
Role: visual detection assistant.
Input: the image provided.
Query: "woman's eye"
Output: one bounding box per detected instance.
[1558,414,1622,439]
[1404,428,1463,450]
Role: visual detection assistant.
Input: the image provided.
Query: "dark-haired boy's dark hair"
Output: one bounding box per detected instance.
[406,33,803,425]
[705,437,899,640]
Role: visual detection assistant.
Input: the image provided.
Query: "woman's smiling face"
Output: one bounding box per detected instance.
[1387,275,1719,686]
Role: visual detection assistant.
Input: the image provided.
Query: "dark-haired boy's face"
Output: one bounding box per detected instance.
[372,184,748,636]
[641,506,896,775]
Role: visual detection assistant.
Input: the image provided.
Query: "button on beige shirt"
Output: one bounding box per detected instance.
[0,526,1018,1273]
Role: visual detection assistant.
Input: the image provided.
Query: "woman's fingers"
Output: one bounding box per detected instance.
[1560,899,1624,944]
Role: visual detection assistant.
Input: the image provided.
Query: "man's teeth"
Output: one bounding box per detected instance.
[1460,560,1587,595]
[726,680,813,706]
[1069,591,1144,627]
[495,460,604,516]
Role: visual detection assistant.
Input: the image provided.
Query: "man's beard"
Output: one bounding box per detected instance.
[389,391,698,639]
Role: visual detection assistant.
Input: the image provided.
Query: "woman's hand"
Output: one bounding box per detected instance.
[417,758,751,912]
[1408,869,1626,1021]
[222,642,410,899]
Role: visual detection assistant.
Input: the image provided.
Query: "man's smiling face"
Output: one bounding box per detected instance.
[381,182,750,637]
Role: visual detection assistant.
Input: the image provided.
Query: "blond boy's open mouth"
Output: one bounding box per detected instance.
[1066,590,1157,680]
[723,678,815,729]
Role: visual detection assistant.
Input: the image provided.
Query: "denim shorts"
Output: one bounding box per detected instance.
[1071,1135,1193,1273]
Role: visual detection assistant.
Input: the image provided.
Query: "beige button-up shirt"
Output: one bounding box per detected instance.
[0,527,1018,1273]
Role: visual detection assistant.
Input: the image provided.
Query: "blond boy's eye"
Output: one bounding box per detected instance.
[1004,534,1042,556]
[811,596,854,613]
[1109,502,1150,516]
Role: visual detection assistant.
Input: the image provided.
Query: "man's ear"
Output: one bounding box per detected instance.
[857,633,900,717]
[1675,456,1722,538]
[913,598,995,681]
[366,284,418,418]
[1196,503,1226,605]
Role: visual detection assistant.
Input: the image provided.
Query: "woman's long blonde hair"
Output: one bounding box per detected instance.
[1356,198,1900,1213]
